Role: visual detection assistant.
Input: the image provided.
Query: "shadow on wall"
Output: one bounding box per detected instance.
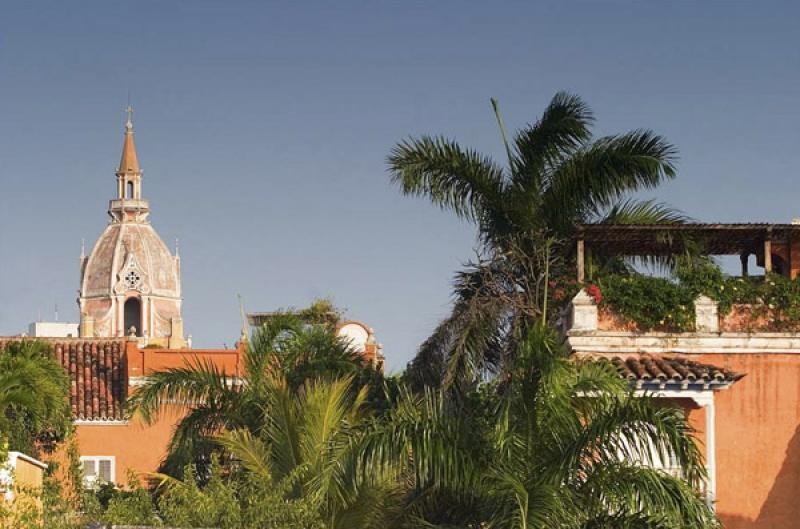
[721,423,800,528]
[750,424,800,528]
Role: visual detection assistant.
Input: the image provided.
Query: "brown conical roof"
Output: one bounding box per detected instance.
[117,106,140,175]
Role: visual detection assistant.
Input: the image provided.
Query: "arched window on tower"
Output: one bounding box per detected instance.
[127,181,134,199]
[124,297,142,337]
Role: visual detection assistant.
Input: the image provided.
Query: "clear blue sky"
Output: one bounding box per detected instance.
[2,1,799,371]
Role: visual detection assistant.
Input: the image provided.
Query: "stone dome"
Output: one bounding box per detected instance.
[80,222,180,300]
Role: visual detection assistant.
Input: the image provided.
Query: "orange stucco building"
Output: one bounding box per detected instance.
[569,223,800,528]
[0,337,244,484]
[75,340,245,482]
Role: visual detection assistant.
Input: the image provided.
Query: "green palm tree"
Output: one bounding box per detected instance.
[389,92,687,389]
[0,340,70,455]
[129,312,366,476]
[362,327,717,529]
[219,375,404,529]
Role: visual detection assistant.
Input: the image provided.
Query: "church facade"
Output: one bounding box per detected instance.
[78,109,185,348]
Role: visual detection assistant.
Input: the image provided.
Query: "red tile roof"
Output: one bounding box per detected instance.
[605,355,744,389]
[0,339,127,421]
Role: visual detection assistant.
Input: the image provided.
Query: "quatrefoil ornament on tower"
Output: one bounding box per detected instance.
[123,269,142,290]
[114,247,151,295]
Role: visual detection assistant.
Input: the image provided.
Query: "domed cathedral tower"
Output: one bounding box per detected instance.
[78,108,186,348]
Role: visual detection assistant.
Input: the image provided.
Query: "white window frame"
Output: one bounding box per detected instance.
[579,388,717,509]
[79,456,116,488]
[632,389,716,508]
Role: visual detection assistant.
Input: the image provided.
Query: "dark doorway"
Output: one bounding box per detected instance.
[124,297,142,336]
[773,254,787,277]
[127,181,134,199]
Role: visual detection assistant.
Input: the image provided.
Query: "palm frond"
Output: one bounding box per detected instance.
[559,394,707,488]
[513,91,594,191]
[160,404,232,478]
[128,358,235,424]
[580,462,717,528]
[598,198,690,225]
[544,130,678,235]
[217,429,274,480]
[264,376,302,480]
[246,312,304,384]
[387,135,505,223]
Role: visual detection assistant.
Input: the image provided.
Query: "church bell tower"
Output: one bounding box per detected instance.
[78,108,186,348]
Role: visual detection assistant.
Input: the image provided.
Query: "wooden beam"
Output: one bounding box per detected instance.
[764,237,773,276]
[577,238,585,283]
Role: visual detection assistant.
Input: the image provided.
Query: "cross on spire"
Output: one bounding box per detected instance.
[117,106,141,176]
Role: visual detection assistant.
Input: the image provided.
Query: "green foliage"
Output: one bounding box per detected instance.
[103,472,160,526]
[598,261,800,331]
[157,460,240,529]
[217,376,403,529]
[362,327,718,528]
[296,297,343,328]
[598,274,696,331]
[0,341,71,456]
[4,331,717,528]
[129,310,386,477]
[236,472,323,529]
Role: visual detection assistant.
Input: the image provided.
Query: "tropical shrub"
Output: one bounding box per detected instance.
[596,261,800,331]
[362,327,717,528]
[0,341,71,456]
[129,310,382,477]
[598,274,696,331]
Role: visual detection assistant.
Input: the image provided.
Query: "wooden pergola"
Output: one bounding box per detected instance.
[574,223,800,282]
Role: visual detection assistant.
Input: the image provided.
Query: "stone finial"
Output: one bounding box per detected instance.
[570,289,598,332]
[695,295,719,333]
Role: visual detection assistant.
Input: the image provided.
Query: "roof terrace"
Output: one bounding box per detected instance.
[568,223,800,337]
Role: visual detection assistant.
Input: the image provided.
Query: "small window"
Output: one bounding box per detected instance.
[80,456,115,488]
[127,181,134,199]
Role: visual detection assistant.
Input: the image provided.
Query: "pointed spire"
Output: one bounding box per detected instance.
[117,105,141,175]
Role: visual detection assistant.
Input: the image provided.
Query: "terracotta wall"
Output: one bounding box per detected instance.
[125,342,242,378]
[76,343,243,479]
[75,411,183,480]
[691,353,800,529]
